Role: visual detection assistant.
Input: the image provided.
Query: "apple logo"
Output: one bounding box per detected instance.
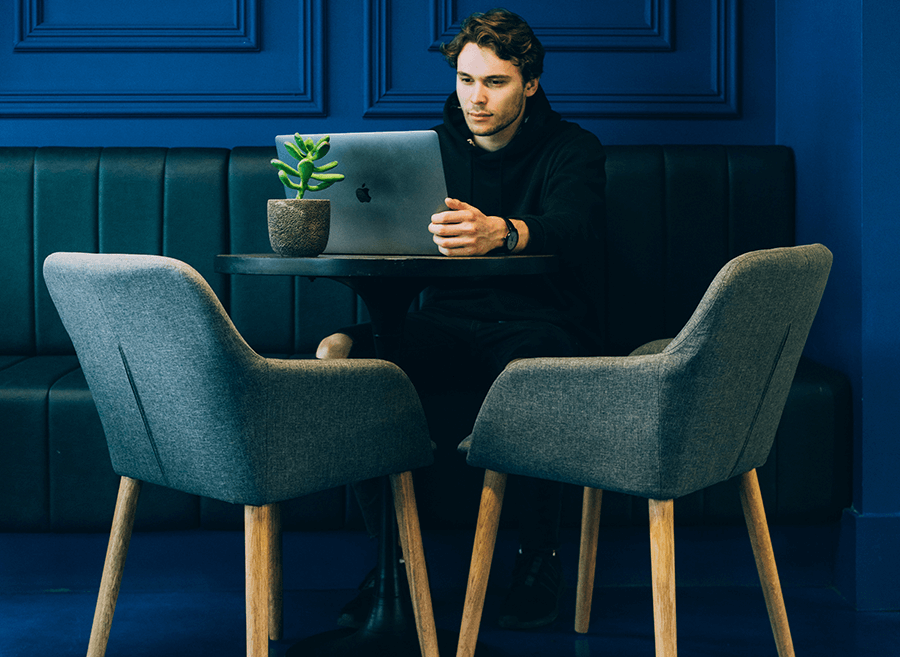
[356,183,372,203]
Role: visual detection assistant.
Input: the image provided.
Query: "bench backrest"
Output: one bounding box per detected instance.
[0,145,794,358]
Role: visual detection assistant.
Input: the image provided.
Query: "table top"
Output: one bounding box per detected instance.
[215,253,558,278]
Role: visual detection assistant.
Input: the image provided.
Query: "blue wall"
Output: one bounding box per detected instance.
[775,0,899,612]
[2,0,896,610]
[1,0,772,146]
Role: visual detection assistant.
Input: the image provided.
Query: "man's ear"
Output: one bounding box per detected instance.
[524,77,540,97]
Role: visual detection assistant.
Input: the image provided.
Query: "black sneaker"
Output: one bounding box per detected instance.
[337,559,409,629]
[498,548,564,630]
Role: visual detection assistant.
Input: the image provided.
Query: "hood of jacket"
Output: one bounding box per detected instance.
[435,86,567,219]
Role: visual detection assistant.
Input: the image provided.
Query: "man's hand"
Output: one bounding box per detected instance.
[430,198,524,256]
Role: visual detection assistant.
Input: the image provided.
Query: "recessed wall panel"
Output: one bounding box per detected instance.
[432,0,673,51]
[3,0,324,116]
[366,0,738,118]
[15,0,259,51]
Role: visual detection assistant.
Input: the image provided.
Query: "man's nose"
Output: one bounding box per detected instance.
[470,82,488,105]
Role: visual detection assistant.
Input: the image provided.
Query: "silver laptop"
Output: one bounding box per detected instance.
[275,130,448,255]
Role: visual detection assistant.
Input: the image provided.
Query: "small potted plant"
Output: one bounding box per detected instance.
[267,134,345,256]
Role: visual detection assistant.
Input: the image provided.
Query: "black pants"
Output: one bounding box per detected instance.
[338,307,586,552]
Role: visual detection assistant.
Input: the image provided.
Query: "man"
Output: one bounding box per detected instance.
[318,8,606,630]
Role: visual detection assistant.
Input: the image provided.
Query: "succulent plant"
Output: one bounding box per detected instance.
[271,134,345,199]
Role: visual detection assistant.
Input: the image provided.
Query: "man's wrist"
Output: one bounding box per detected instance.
[508,218,528,253]
[487,216,528,254]
[499,217,519,253]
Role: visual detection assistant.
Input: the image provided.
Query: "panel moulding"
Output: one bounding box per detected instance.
[2,0,326,117]
[366,0,739,119]
[429,0,674,52]
[14,0,260,52]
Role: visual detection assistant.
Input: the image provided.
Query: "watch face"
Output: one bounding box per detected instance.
[502,218,518,253]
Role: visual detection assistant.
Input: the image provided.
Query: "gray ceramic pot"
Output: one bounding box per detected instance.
[267,198,330,257]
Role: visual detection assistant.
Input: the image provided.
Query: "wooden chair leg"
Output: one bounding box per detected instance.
[245,504,276,657]
[648,498,677,657]
[739,469,795,657]
[457,469,507,657]
[391,471,439,657]
[575,486,603,634]
[269,503,283,641]
[87,476,142,657]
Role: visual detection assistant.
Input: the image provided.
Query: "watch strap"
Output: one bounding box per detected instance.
[501,217,517,253]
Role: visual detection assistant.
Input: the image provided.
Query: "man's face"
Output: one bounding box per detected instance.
[456,42,539,150]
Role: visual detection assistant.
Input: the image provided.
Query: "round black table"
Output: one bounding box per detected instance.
[216,253,557,361]
[215,253,558,657]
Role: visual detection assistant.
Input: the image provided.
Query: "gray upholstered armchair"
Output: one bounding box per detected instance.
[43,253,438,657]
[456,244,832,657]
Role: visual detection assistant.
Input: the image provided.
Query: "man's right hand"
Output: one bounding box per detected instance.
[430,198,506,256]
[430,198,528,256]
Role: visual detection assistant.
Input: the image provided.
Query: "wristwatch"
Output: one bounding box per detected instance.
[500,217,519,254]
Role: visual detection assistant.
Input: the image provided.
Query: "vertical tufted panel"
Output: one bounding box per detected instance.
[162,149,230,303]
[727,146,795,252]
[99,148,167,254]
[227,147,296,353]
[603,146,667,357]
[0,355,80,530]
[663,146,731,337]
[34,148,102,354]
[0,148,36,354]
[603,145,796,358]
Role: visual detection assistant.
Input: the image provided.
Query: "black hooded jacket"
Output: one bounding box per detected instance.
[426,86,606,352]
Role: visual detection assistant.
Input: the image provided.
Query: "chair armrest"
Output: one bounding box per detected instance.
[466,355,669,494]
[257,357,434,500]
[629,338,674,356]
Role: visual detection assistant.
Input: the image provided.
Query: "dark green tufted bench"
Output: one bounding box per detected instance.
[0,145,852,533]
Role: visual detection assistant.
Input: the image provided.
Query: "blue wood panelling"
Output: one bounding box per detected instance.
[1,0,737,120]
[429,0,674,51]
[367,0,737,118]
[14,0,259,51]
[2,0,324,117]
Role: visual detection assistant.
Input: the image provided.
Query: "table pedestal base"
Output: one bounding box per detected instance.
[284,478,490,657]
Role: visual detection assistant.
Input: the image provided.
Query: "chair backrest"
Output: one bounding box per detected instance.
[43,252,273,498]
[654,244,832,495]
[44,252,434,506]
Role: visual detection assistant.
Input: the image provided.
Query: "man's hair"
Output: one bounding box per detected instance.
[440,8,544,83]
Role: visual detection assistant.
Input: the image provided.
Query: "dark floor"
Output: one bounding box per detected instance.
[2,525,897,656]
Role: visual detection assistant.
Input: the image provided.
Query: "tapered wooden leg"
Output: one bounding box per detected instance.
[648,498,676,657]
[575,487,603,634]
[391,471,439,657]
[739,469,795,657]
[245,504,276,657]
[457,469,507,657]
[87,476,142,657]
[269,503,283,641]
